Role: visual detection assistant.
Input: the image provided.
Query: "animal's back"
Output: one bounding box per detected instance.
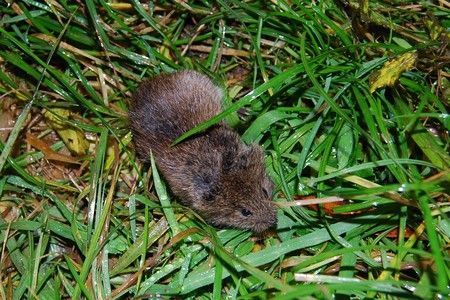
[129,70,223,155]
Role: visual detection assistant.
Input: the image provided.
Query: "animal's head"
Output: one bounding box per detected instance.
[192,144,277,233]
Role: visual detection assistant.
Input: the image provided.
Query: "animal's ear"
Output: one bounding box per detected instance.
[193,170,219,202]
[222,145,238,171]
[223,144,263,172]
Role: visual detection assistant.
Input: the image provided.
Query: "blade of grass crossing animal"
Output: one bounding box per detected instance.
[173,64,305,145]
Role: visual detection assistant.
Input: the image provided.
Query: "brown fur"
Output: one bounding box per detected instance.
[129,70,277,232]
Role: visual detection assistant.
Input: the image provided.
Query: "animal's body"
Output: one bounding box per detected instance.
[129,70,276,232]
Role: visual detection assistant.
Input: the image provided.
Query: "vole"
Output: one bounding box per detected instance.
[129,70,277,233]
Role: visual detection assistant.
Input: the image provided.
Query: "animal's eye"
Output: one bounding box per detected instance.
[241,208,252,217]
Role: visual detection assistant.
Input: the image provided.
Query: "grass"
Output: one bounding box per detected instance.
[0,0,449,299]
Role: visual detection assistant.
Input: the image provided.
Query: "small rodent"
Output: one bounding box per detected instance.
[129,70,277,233]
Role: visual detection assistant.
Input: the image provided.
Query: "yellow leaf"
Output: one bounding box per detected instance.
[369,52,417,93]
[361,0,369,15]
[44,108,89,155]
[159,41,172,61]
[424,18,446,41]
[104,140,119,170]
[45,108,69,129]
